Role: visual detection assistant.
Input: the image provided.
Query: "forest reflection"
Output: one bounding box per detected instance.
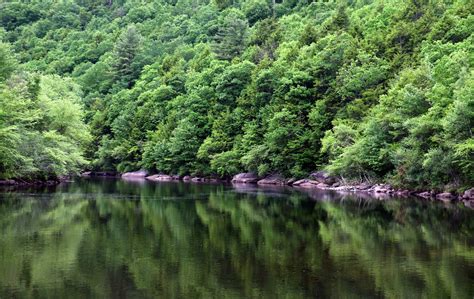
[0,179,473,298]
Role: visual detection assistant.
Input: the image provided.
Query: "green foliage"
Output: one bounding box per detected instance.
[112,25,143,88]
[0,42,17,83]
[1,0,472,189]
[213,8,249,60]
[0,72,90,179]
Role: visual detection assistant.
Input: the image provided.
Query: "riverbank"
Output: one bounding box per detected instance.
[0,178,63,187]
[118,170,474,202]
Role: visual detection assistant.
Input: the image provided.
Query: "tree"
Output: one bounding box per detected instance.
[0,42,16,83]
[112,25,142,88]
[213,9,249,60]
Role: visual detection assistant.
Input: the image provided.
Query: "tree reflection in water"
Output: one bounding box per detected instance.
[0,178,473,298]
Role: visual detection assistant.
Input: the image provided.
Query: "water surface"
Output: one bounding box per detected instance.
[0,178,473,298]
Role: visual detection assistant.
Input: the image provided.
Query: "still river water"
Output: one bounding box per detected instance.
[0,178,473,298]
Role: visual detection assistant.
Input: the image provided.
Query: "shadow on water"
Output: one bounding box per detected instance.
[0,178,473,298]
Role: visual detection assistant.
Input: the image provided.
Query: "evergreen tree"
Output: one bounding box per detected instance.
[112,25,142,88]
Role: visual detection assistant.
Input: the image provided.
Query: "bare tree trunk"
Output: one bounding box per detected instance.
[272,0,276,16]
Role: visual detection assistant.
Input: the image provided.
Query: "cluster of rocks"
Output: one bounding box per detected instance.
[231,171,338,188]
[81,171,118,177]
[119,171,227,184]
[0,179,60,186]
[415,189,474,201]
[230,171,474,202]
[121,170,148,179]
[146,174,180,181]
[116,170,474,203]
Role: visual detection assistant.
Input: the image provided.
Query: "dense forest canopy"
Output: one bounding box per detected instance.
[0,0,472,190]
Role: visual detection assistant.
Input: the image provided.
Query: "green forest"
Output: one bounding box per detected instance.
[0,0,472,190]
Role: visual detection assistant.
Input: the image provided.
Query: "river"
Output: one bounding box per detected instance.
[0,178,473,298]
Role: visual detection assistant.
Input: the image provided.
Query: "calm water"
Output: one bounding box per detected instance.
[0,178,473,298]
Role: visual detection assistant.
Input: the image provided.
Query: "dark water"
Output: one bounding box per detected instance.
[0,178,473,298]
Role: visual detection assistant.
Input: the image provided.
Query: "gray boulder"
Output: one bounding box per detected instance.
[436,192,456,201]
[316,182,330,188]
[372,184,392,193]
[416,191,432,198]
[146,174,177,182]
[257,175,287,185]
[309,171,337,185]
[292,179,308,186]
[232,173,259,184]
[462,188,474,199]
[296,180,319,188]
[355,183,372,191]
[122,170,148,178]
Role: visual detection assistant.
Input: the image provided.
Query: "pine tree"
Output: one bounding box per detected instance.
[112,25,142,87]
[213,10,248,60]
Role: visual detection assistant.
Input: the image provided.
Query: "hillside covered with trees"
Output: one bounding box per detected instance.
[0,0,472,190]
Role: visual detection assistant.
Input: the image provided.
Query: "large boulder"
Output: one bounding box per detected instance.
[316,182,330,188]
[257,175,287,185]
[232,173,259,184]
[462,188,474,199]
[355,182,372,191]
[0,179,17,185]
[416,191,432,198]
[122,170,148,178]
[309,171,337,185]
[436,192,456,201]
[292,179,309,186]
[372,184,392,193]
[146,174,178,182]
[294,180,319,188]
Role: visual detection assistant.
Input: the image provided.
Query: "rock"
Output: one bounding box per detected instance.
[316,182,330,188]
[122,170,148,178]
[298,182,315,188]
[332,185,352,191]
[0,179,17,185]
[257,175,287,185]
[296,180,319,188]
[309,171,337,185]
[146,174,177,182]
[209,178,224,183]
[332,182,341,187]
[355,183,372,191]
[462,188,474,199]
[416,191,432,198]
[436,192,456,201]
[182,176,192,181]
[292,179,308,186]
[81,171,92,177]
[286,178,296,185]
[396,190,411,196]
[372,184,392,193]
[232,173,259,184]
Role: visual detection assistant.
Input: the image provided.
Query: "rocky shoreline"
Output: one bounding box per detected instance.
[117,170,474,203]
[3,169,472,203]
[0,178,63,187]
